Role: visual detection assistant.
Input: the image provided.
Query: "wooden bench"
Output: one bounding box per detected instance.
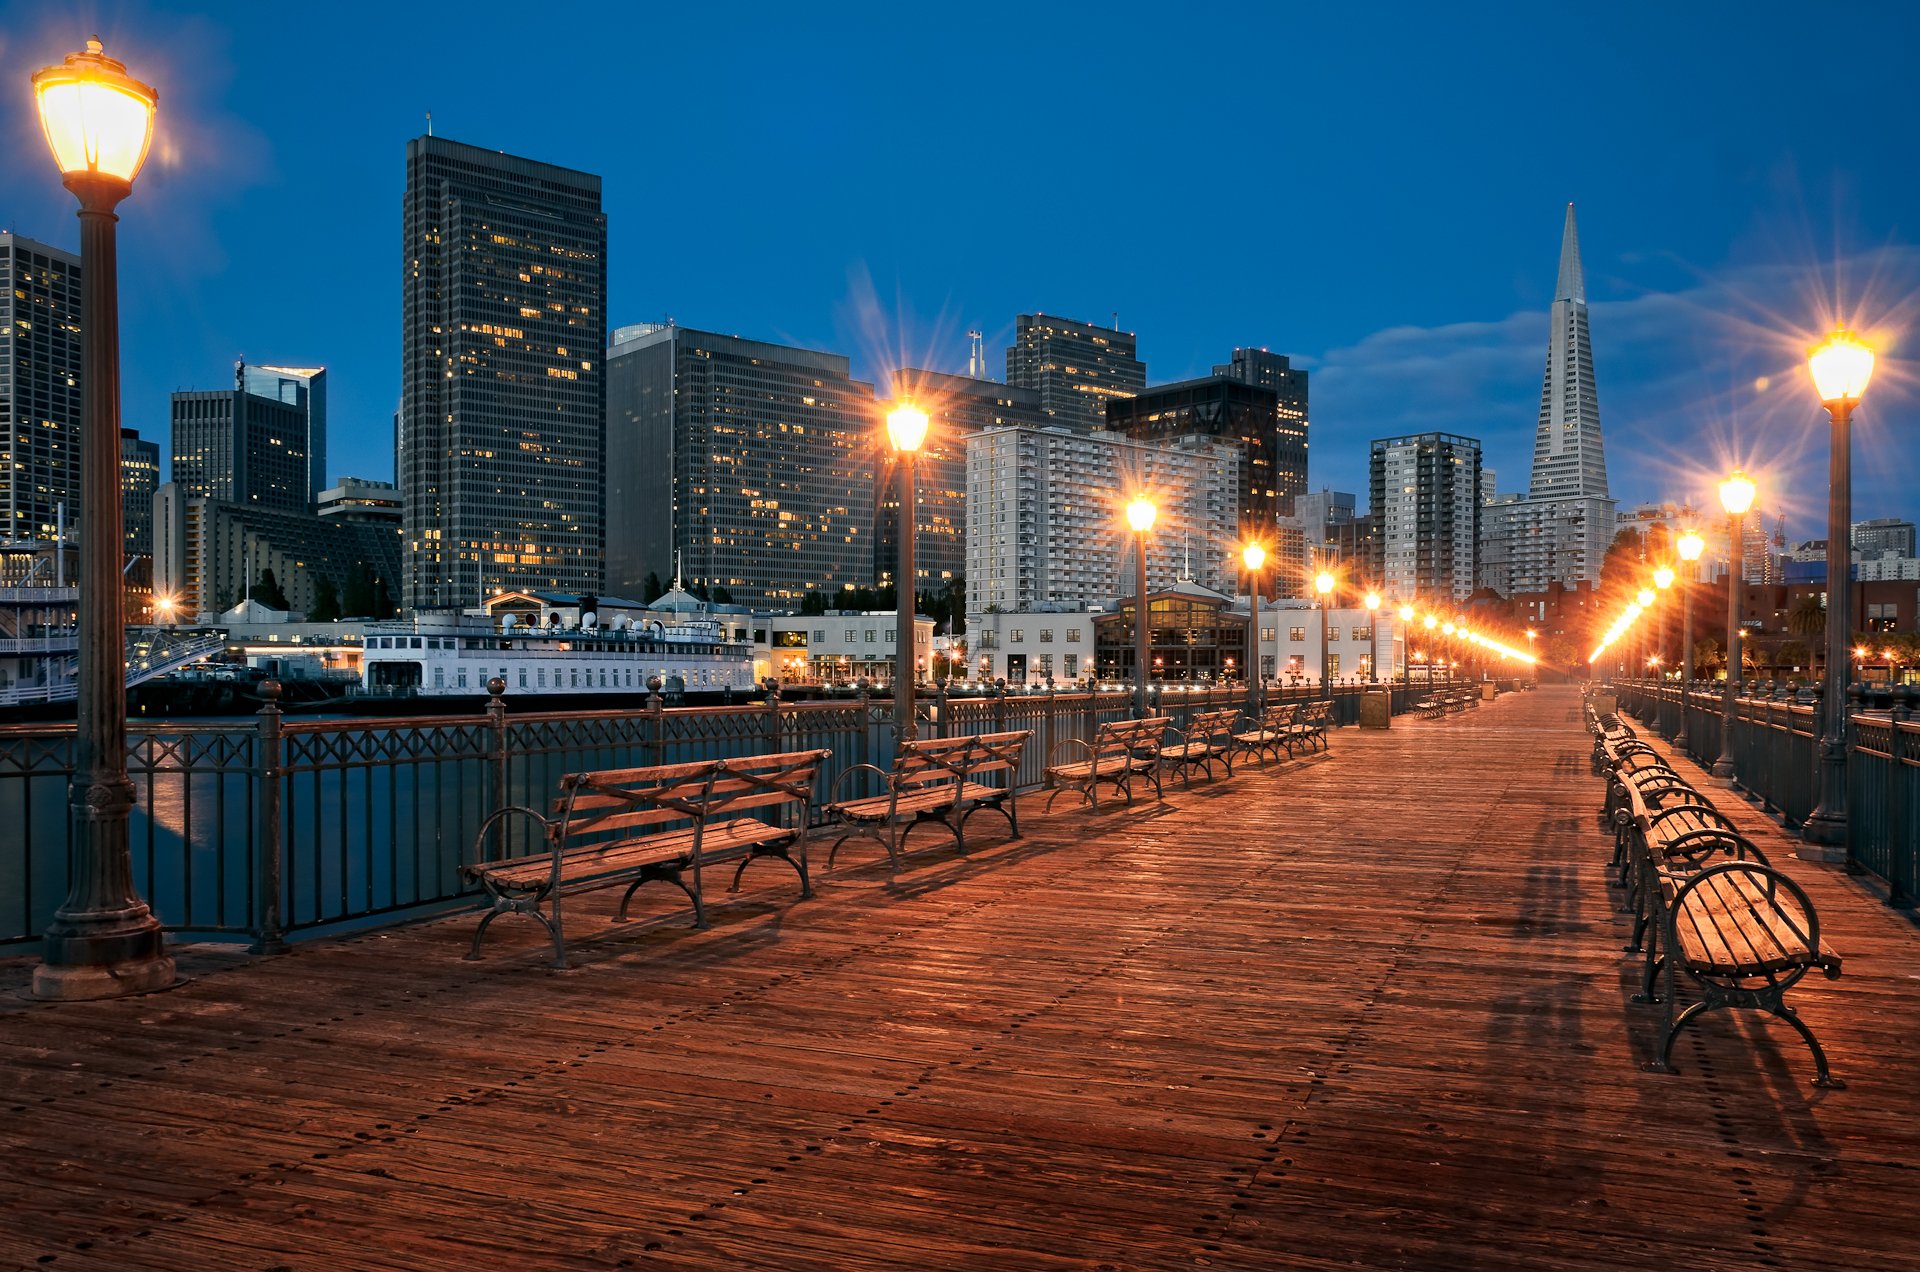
[824,733,975,869]
[1233,701,1302,765]
[1295,700,1332,752]
[1154,707,1242,786]
[955,729,1033,841]
[463,748,831,967]
[1044,716,1169,812]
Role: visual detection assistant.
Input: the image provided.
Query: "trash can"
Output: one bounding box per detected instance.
[1360,689,1392,729]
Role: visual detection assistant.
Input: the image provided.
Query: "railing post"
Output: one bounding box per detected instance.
[485,676,510,861]
[1043,683,1057,764]
[645,679,665,767]
[935,680,950,740]
[992,678,1007,732]
[765,678,783,752]
[252,680,288,956]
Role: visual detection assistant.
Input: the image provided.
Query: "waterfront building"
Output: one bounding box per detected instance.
[1257,601,1401,686]
[0,233,82,545]
[758,612,935,686]
[317,477,403,525]
[967,605,1103,685]
[605,323,877,609]
[877,369,1047,594]
[399,135,607,609]
[1004,313,1146,432]
[170,363,317,515]
[1370,432,1483,604]
[154,484,403,621]
[965,425,1239,620]
[1853,517,1917,559]
[1103,372,1306,541]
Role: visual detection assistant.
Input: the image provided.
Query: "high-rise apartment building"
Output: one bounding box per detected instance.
[1852,517,1916,559]
[1369,432,1483,604]
[1004,314,1145,431]
[966,426,1239,618]
[0,233,82,545]
[1275,489,1359,595]
[399,135,607,609]
[120,428,159,558]
[1104,373,1306,540]
[1479,205,1616,592]
[241,364,328,502]
[877,369,1048,594]
[606,323,877,609]
[170,362,320,515]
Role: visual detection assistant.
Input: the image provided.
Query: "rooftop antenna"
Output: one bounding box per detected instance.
[967,330,985,380]
[673,549,683,592]
[1111,311,1120,332]
[426,110,433,137]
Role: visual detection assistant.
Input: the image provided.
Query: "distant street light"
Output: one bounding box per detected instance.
[1127,497,1157,717]
[1714,470,1757,782]
[1804,330,1876,848]
[1363,591,1381,682]
[29,36,171,1001]
[1314,570,1335,698]
[1242,541,1266,709]
[886,402,928,741]
[1675,530,1705,749]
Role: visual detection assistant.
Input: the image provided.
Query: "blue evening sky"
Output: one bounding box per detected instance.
[4,2,1917,541]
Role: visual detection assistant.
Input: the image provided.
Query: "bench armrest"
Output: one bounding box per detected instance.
[827,762,893,806]
[469,804,556,865]
[1046,736,1094,769]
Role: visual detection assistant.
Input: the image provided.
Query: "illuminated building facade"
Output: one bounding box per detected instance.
[240,364,328,503]
[877,369,1047,593]
[1370,432,1483,604]
[399,135,607,609]
[170,362,319,515]
[1004,313,1146,431]
[606,323,877,610]
[0,233,83,545]
[1104,373,1306,540]
[965,425,1238,619]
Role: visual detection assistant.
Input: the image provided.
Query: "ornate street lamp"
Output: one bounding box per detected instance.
[1804,330,1875,847]
[1241,542,1266,710]
[1713,470,1756,781]
[30,37,170,1000]
[885,403,928,742]
[1126,497,1156,717]
[1675,530,1705,749]
[1364,591,1381,682]
[1314,570,1335,698]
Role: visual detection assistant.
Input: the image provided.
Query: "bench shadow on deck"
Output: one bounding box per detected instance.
[5,686,1920,1270]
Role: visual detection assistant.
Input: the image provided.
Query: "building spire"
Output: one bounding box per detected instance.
[1554,202,1585,304]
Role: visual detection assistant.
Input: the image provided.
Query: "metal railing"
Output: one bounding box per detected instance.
[1612,678,1919,907]
[0,677,1469,952]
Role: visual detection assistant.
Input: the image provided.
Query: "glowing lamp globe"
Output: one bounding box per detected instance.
[1677,531,1705,563]
[1364,592,1381,611]
[1125,497,1157,534]
[1314,572,1335,596]
[1241,542,1266,572]
[1719,471,1756,517]
[32,37,156,192]
[1442,623,1455,636]
[1654,566,1675,590]
[885,403,928,453]
[1424,614,1437,630]
[1636,589,1655,608]
[1399,605,1414,622]
[1807,329,1875,407]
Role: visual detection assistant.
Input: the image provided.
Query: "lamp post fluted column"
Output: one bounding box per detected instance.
[1802,331,1874,850]
[1127,499,1156,719]
[884,404,929,744]
[1714,501,1748,781]
[31,38,173,1000]
[1242,543,1265,714]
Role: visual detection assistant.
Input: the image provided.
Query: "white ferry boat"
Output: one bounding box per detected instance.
[360,591,756,699]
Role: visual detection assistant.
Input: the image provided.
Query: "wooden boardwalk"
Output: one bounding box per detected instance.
[5,686,1919,1270]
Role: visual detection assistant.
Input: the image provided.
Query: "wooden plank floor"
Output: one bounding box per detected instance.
[5,685,1919,1270]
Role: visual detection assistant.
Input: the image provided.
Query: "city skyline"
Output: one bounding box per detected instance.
[3,5,1916,546]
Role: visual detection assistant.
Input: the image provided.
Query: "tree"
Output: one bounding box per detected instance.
[800,591,828,616]
[641,571,665,604]
[1693,637,1724,677]
[372,575,396,618]
[341,562,377,617]
[710,585,733,604]
[309,575,342,623]
[250,567,290,611]
[1787,595,1826,671]
[1775,639,1812,672]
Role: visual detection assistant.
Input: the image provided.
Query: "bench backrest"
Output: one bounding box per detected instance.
[556,760,721,852]
[1092,716,1169,761]
[891,734,974,797]
[1302,701,1332,725]
[966,730,1031,789]
[1186,708,1240,744]
[1260,702,1300,730]
[706,749,833,833]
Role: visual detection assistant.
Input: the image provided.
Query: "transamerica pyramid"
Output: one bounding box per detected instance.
[1529,203,1609,499]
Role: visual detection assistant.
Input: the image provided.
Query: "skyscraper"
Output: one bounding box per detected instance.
[399,135,607,609]
[605,323,877,609]
[1478,205,1616,593]
[119,428,159,558]
[241,364,328,502]
[1369,432,1483,604]
[1104,372,1306,539]
[0,233,83,545]
[1214,347,1310,482]
[1004,314,1146,431]
[170,362,319,515]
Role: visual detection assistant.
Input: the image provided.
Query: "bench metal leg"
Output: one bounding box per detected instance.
[731,841,812,899]
[618,864,705,930]
[1775,1004,1845,1089]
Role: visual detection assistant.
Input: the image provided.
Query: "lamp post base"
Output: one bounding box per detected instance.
[32,912,176,1001]
[1800,808,1849,858]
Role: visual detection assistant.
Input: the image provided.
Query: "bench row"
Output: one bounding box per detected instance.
[1587,699,1843,1088]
